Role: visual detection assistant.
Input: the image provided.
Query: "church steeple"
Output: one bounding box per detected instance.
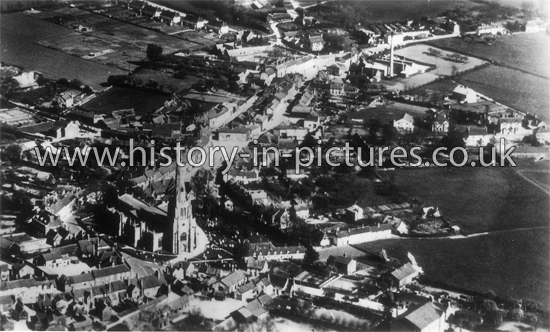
[166,162,197,254]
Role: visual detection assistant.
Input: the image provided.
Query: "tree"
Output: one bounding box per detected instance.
[242,317,276,332]
[451,64,459,77]
[2,144,21,161]
[379,291,397,319]
[302,245,319,268]
[324,289,336,299]
[440,130,466,149]
[232,240,250,269]
[185,307,205,328]
[146,44,163,62]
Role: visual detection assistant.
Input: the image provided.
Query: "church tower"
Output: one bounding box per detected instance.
[166,163,197,255]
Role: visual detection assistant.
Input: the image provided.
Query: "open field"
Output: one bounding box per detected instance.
[355,227,549,306]
[393,166,549,234]
[304,0,475,25]
[457,65,550,122]
[0,13,126,89]
[26,7,204,71]
[379,44,486,91]
[394,45,487,76]
[428,34,550,78]
[81,87,169,115]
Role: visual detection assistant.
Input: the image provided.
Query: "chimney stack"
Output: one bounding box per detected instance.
[389,32,395,77]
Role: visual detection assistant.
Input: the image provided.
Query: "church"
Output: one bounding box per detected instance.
[114,164,198,255]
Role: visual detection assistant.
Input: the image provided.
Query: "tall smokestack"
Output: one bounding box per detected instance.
[389,31,394,77]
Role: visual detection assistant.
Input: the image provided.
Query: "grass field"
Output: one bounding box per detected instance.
[132,69,202,93]
[304,0,475,25]
[393,166,549,234]
[428,34,550,78]
[457,65,550,122]
[0,13,126,90]
[81,87,169,115]
[355,227,549,305]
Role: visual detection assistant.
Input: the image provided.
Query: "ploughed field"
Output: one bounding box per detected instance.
[0,13,126,90]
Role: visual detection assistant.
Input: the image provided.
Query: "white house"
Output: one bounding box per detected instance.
[476,22,506,35]
[345,205,363,222]
[393,113,415,133]
[452,85,477,104]
[330,224,392,246]
[432,114,449,133]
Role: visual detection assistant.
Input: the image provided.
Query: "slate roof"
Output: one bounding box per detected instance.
[391,263,418,282]
[257,293,273,306]
[140,275,164,289]
[336,224,391,238]
[1,278,55,290]
[246,258,267,270]
[92,265,130,279]
[40,252,63,262]
[220,270,247,288]
[393,302,442,330]
[237,281,256,294]
[66,273,94,285]
[246,299,266,317]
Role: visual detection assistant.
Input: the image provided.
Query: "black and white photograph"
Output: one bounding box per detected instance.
[0,0,548,330]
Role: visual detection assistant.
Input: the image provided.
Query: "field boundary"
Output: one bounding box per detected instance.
[515,169,550,195]
[423,40,550,80]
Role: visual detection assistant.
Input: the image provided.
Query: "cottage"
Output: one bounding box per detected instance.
[327,255,357,275]
[92,265,131,286]
[159,10,181,25]
[432,114,449,133]
[330,224,392,246]
[452,85,477,104]
[393,113,415,133]
[35,252,70,269]
[255,277,273,296]
[390,263,420,288]
[0,278,56,303]
[207,20,229,34]
[235,281,256,302]
[309,34,324,51]
[269,274,293,296]
[211,270,248,294]
[476,22,506,35]
[345,205,363,222]
[139,275,164,298]
[391,302,446,332]
[246,258,269,276]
